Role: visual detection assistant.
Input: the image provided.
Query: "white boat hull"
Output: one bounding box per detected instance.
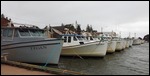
[125,40,130,48]
[115,40,123,51]
[121,40,126,50]
[141,40,145,44]
[1,39,63,64]
[129,40,133,47]
[133,39,141,45]
[61,41,108,57]
[107,41,117,53]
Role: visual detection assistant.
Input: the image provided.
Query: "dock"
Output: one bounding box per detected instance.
[1,64,54,75]
[1,59,86,75]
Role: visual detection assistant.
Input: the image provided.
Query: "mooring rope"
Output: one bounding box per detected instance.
[72,48,89,65]
[41,44,59,69]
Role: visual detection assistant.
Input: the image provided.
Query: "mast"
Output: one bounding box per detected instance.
[134,33,136,38]
[75,20,78,27]
[129,32,130,38]
[119,31,121,39]
[101,27,103,33]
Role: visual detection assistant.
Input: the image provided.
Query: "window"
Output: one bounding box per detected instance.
[68,36,71,43]
[90,37,93,40]
[82,36,87,40]
[38,30,45,36]
[14,29,19,37]
[19,29,30,36]
[3,29,13,37]
[64,36,67,42]
[86,37,89,40]
[73,36,77,41]
[77,36,83,40]
[30,30,40,36]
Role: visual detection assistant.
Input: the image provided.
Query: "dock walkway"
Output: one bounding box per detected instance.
[1,64,54,75]
[1,59,85,75]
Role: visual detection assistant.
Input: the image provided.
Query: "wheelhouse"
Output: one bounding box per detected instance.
[1,26,46,41]
[60,34,86,45]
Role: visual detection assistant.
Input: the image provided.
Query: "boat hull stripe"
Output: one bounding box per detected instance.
[2,43,60,50]
[1,38,62,46]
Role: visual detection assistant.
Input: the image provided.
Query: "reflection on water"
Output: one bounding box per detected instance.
[51,43,149,75]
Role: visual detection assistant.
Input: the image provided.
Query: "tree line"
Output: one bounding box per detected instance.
[61,23,95,35]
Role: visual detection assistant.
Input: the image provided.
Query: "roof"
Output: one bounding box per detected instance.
[52,26,65,33]
[1,26,44,31]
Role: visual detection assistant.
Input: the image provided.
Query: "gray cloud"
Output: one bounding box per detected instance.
[1,1,149,38]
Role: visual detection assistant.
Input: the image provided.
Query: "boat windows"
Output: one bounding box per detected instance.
[19,29,31,36]
[77,36,83,40]
[14,29,19,37]
[73,36,77,41]
[2,28,13,37]
[30,30,41,36]
[68,36,71,43]
[90,37,93,40]
[81,36,84,40]
[86,37,89,40]
[81,36,87,40]
[38,30,45,36]
[64,36,67,42]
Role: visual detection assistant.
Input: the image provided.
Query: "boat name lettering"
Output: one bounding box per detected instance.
[30,45,47,50]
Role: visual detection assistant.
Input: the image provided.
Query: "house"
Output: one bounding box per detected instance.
[50,24,77,38]
[51,25,65,38]
[1,14,14,27]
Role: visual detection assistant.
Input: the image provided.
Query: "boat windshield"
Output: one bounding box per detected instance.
[30,30,45,36]
[19,29,30,36]
[90,36,93,40]
[2,28,13,37]
[19,29,45,37]
[77,36,83,40]
[81,36,87,40]
[73,36,77,41]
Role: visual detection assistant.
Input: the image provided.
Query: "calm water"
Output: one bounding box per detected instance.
[51,43,149,75]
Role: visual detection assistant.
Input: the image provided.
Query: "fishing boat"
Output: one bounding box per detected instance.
[121,39,126,50]
[100,34,116,53]
[129,38,133,47]
[60,34,108,57]
[132,33,141,45]
[112,36,123,51]
[133,39,141,45]
[125,39,130,48]
[141,40,145,44]
[1,24,63,64]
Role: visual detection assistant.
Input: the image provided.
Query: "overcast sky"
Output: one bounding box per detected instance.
[1,1,149,38]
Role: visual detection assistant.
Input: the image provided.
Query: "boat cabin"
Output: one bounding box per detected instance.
[60,34,100,46]
[60,34,88,46]
[1,26,46,44]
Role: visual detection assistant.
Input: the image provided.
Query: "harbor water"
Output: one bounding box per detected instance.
[51,42,149,75]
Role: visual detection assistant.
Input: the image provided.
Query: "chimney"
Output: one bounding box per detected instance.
[9,18,11,21]
[1,14,5,18]
[6,17,8,20]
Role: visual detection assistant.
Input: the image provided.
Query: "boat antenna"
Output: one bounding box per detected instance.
[134,33,136,38]
[129,32,130,38]
[119,31,121,38]
[101,27,103,33]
